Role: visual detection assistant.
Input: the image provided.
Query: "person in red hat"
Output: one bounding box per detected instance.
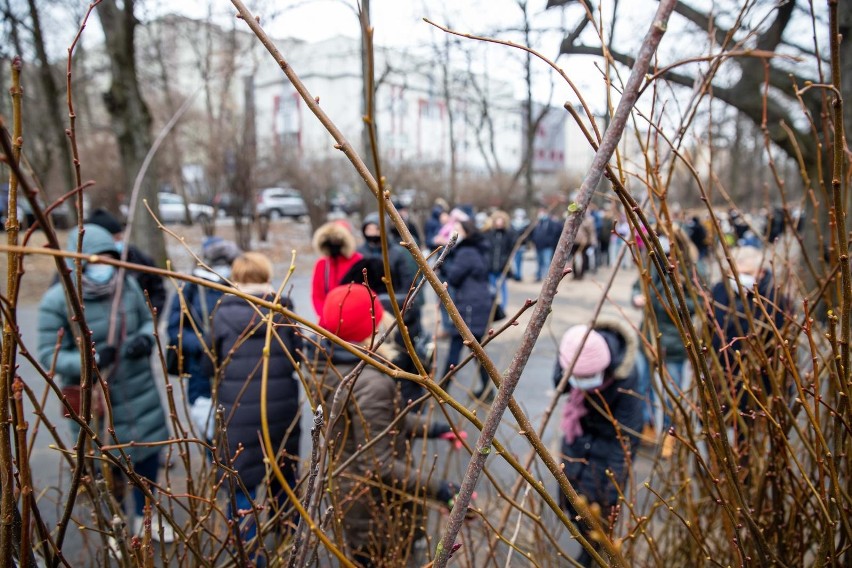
[311,283,466,566]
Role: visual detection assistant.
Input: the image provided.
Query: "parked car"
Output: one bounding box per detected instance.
[156,192,214,224]
[211,192,254,219]
[0,183,73,230]
[256,187,308,220]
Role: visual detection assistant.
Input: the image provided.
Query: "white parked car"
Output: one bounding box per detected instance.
[256,187,308,220]
[156,192,214,224]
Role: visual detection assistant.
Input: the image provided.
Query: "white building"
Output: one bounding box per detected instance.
[252,35,535,175]
[86,16,576,196]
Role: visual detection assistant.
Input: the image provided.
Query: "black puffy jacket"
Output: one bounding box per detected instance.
[443,234,492,338]
[206,293,302,488]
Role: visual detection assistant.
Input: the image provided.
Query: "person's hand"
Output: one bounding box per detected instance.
[123,335,154,359]
[632,295,646,308]
[436,481,478,518]
[96,345,117,369]
[439,430,468,450]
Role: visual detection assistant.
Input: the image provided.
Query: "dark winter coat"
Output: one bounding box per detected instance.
[357,240,419,304]
[38,224,169,465]
[424,206,445,249]
[309,342,448,558]
[124,245,167,314]
[166,268,229,403]
[710,272,787,381]
[554,316,642,510]
[205,292,302,489]
[531,215,562,250]
[632,266,696,363]
[484,228,517,275]
[443,234,492,338]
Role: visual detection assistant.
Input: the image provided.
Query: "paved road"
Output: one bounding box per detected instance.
[14,243,649,566]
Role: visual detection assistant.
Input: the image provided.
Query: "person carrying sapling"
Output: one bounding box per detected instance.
[554,316,643,567]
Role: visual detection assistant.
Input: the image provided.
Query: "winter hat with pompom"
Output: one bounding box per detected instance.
[558,325,611,376]
[319,284,384,343]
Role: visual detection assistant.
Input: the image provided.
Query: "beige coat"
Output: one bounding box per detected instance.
[311,345,446,562]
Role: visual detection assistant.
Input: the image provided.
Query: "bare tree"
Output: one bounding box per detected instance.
[551,0,847,298]
[97,0,166,265]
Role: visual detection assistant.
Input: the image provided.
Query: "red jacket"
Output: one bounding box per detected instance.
[311,252,363,316]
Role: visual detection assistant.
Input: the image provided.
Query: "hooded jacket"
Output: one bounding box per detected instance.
[308,341,447,557]
[553,316,643,512]
[443,233,492,338]
[38,224,169,464]
[205,293,302,489]
[311,221,363,316]
[358,213,419,300]
[554,315,643,442]
[632,265,696,363]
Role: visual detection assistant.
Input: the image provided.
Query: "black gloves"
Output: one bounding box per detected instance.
[123,335,154,359]
[96,345,117,369]
[436,481,458,506]
[428,422,453,438]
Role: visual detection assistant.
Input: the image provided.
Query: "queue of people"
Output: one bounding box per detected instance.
[36,199,792,567]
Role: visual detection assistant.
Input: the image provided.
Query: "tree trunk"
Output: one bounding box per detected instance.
[97,0,166,266]
[26,0,76,206]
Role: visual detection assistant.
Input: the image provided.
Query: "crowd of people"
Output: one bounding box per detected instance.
[36,199,792,566]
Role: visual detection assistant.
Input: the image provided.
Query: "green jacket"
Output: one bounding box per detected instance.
[38,224,169,464]
[633,265,695,363]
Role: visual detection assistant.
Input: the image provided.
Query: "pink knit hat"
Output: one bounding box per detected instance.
[558,325,611,376]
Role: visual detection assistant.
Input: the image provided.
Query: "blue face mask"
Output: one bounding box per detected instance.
[115,241,124,253]
[86,264,116,284]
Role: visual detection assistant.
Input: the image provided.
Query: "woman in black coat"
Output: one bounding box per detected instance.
[205,252,302,553]
[442,220,493,398]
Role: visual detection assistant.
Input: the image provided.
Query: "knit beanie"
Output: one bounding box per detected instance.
[86,208,124,235]
[202,237,241,266]
[319,284,384,343]
[558,325,611,376]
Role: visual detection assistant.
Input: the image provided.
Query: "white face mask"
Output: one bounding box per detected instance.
[729,273,757,290]
[86,264,116,284]
[569,371,605,391]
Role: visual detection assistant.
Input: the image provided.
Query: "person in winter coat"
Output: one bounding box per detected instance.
[204,252,302,553]
[710,246,789,447]
[354,214,426,403]
[311,220,363,316]
[38,224,172,542]
[443,220,493,399]
[390,200,422,247]
[631,230,698,455]
[312,284,465,566]
[483,210,517,311]
[424,199,449,250]
[531,208,563,282]
[510,208,530,281]
[554,317,642,567]
[572,209,598,280]
[87,208,167,314]
[167,236,241,440]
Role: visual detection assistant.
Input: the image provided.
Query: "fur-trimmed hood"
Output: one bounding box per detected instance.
[312,220,357,258]
[593,314,639,380]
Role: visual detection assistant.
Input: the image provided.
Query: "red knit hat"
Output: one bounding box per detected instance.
[558,325,611,376]
[319,284,384,343]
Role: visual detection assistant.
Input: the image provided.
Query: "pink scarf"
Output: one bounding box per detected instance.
[561,379,614,444]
